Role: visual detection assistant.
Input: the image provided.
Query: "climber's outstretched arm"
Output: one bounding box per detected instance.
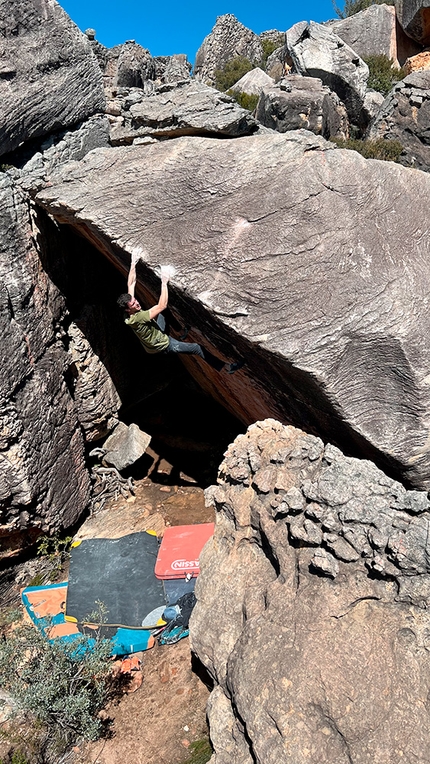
[127,260,137,298]
[148,277,169,320]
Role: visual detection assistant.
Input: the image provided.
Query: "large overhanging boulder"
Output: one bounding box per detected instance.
[326,4,420,66]
[255,75,349,138]
[191,419,430,763]
[34,130,430,489]
[0,0,105,158]
[367,70,430,172]
[286,21,369,124]
[194,14,263,86]
[395,0,430,45]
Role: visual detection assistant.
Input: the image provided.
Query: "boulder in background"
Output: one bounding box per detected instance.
[0,0,105,158]
[255,75,349,138]
[367,69,430,171]
[395,0,430,45]
[327,4,420,65]
[286,20,369,124]
[194,14,263,86]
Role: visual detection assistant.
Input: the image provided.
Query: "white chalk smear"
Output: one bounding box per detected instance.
[159,264,177,281]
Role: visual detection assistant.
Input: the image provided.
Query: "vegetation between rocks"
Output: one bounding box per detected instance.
[214,56,254,91]
[183,738,213,764]
[226,90,259,111]
[334,0,394,19]
[0,616,114,760]
[331,136,404,161]
[364,54,406,96]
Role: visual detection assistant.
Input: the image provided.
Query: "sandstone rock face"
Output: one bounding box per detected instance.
[66,321,121,442]
[367,70,430,171]
[404,48,430,72]
[255,75,349,138]
[230,67,274,96]
[0,175,91,549]
[191,419,430,764]
[194,14,263,86]
[34,131,430,488]
[0,0,105,158]
[395,0,430,45]
[286,21,369,123]
[108,81,258,145]
[326,4,418,66]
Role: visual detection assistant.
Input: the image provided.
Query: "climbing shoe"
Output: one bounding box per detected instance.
[226,358,245,374]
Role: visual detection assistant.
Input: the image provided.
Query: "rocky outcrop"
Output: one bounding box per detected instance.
[33,130,430,489]
[191,419,430,764]
[194,14,263,86]
[0,0,105,158]
[395,0,430,45]
[255,75,349,138]
[153,54,192,83]
[367,70,430,171]
[8,115,110,193]
[230,68,274,96]
[0,175,91,551]
[107,81,259,145]
[286,21,369,124]
[326,4,420,66]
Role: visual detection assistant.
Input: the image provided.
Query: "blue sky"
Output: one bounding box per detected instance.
[61,0,339,63]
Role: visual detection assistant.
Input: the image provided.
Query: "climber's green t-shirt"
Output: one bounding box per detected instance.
[125,310,169,354]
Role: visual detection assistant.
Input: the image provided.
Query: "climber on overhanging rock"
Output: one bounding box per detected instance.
[117,255,244,374]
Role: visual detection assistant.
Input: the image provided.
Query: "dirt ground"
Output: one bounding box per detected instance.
[0,378,244,764]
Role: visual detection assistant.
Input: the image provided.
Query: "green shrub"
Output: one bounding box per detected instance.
[331,137,404,162]
[334,0,394,18]
[214,56,254,91]
[184,738,213,764]
[261,36,285,66]
[364,54,406,96]
[0,622,113,752]
[226,90,259,112]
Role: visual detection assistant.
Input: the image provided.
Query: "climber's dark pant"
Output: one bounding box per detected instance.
[156,314,225,371]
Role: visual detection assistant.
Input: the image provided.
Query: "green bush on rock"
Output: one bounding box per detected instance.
[226,90,259,111]
[364,54,406,96]
[214,56,254,91]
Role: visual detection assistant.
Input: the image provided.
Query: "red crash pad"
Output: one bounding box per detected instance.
[155,523,214,580]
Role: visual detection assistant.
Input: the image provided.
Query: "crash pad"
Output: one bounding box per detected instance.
[155,523,214,580]
[66,531,166,631]
[21,582,80,642]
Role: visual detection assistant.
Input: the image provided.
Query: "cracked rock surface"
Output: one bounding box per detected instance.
[191,419,430,764]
